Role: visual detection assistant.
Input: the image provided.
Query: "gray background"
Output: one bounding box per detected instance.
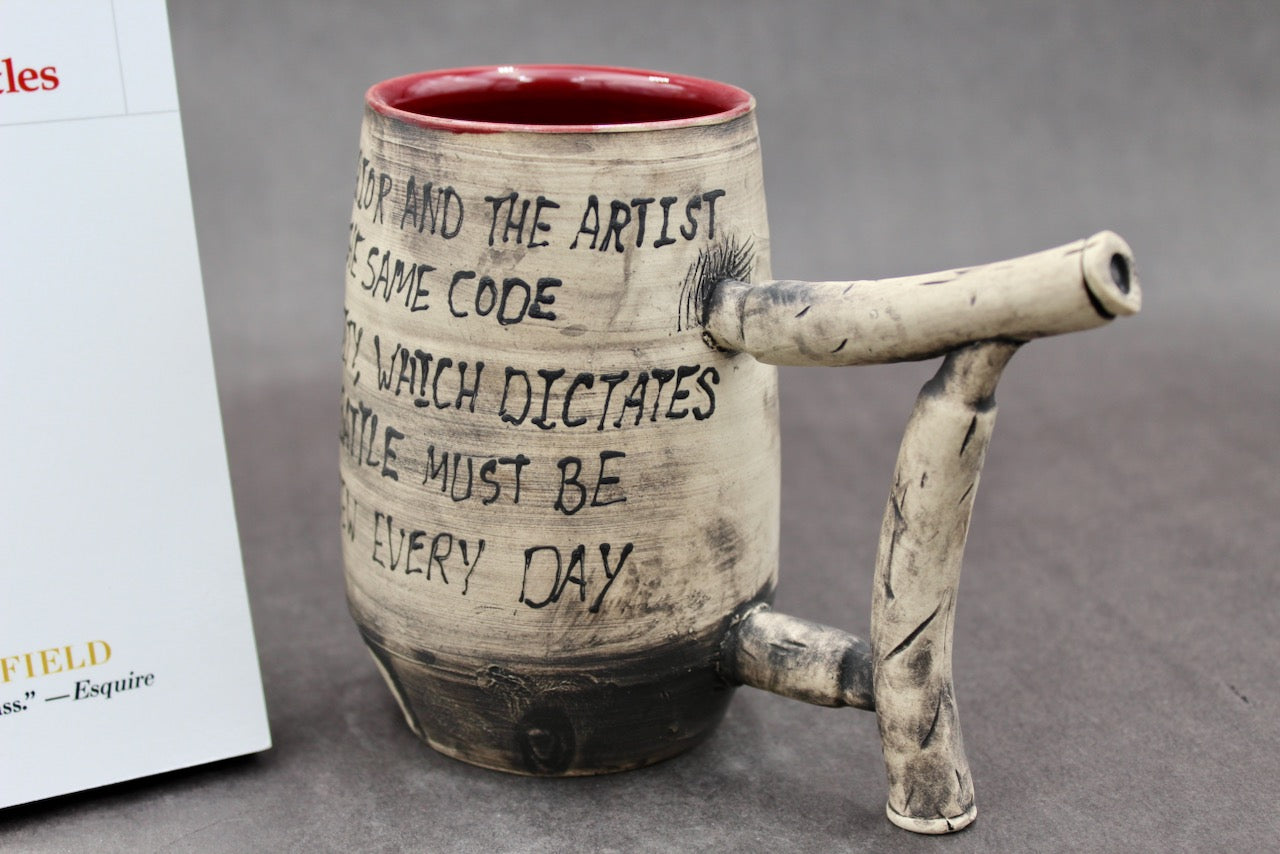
[5,1,1278,851]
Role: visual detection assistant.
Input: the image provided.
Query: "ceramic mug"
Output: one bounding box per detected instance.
[340,65,1140,834]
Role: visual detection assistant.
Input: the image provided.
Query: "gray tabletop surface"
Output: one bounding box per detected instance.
[4,1,1278,851]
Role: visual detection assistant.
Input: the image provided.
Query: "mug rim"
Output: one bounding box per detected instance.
[365,64,756,134]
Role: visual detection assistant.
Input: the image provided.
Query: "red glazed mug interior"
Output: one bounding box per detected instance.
[365,64,755,133]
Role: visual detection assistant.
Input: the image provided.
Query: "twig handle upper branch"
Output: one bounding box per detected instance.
[705,231,1140,366]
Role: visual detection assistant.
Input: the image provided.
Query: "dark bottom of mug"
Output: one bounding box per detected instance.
[358,626,738,776]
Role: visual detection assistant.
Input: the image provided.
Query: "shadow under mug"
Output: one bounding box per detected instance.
[340,65,1140,834]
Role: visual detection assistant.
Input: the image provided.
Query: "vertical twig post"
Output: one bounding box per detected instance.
[870,341,1017,833]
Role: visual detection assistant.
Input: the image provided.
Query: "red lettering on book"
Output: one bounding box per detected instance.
[0,58,60,94]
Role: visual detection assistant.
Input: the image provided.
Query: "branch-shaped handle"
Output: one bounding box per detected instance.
[706,232,1140,834]
[706,231,1138,366]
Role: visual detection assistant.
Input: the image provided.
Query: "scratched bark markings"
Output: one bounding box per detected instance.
[703,233,1139,832]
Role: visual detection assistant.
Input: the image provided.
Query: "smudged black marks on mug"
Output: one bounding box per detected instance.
[678,233,755,332]
[838,640,876,710]
[905,640,935,689]
[894,754,968,820]
[758,380,781,445]
[356,624,438,667]
[517,705,577,774]
[359,625,430,670]
[953,766,972,805]
[704,517,744,576]
[351,583,775,775]
[363,639,427,738]
[478,664,537,720]
[625,550,684,620]
[487,243,528,267]
[355,622,388,651]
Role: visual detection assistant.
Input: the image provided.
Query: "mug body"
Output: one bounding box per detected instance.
[341,66,779,774]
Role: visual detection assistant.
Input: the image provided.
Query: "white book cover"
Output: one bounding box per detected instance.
[0,0,271,807]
